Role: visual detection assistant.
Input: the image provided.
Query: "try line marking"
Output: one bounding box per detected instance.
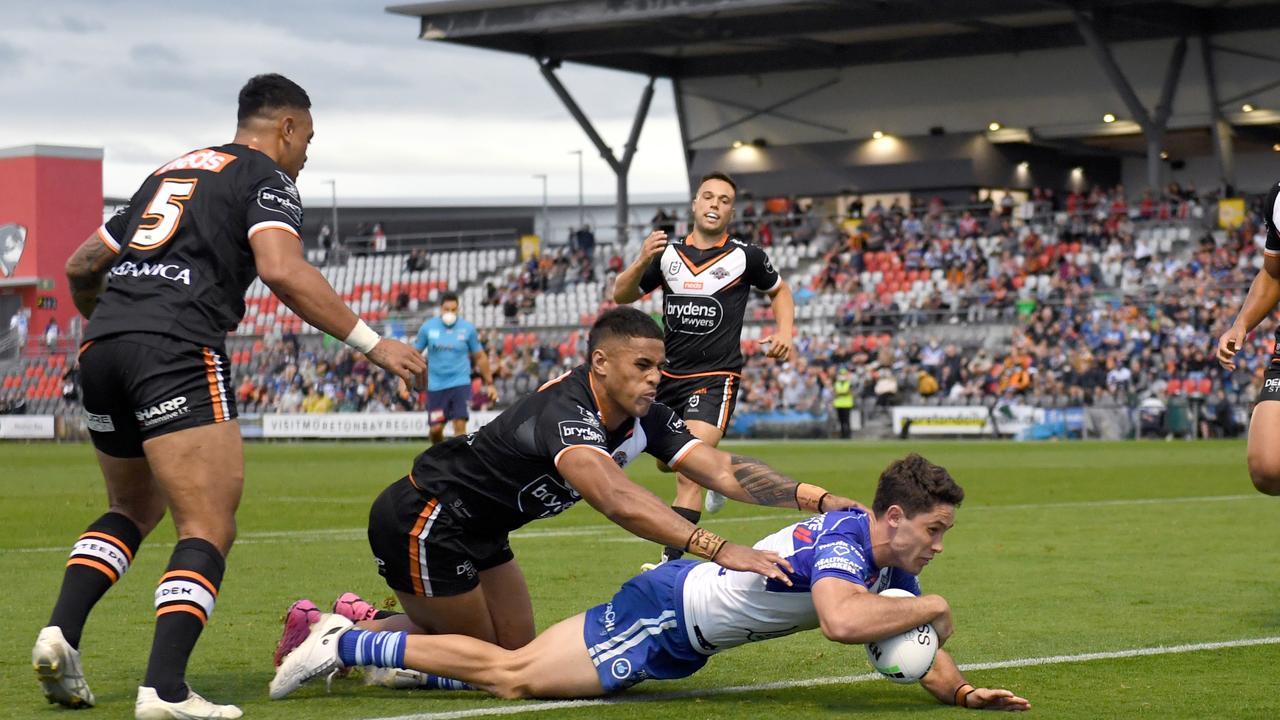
[3,494,1257,554]
[357,635,1280,720]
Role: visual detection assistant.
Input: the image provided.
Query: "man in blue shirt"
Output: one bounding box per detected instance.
[272,453,1029,712]
[414,292,496,443]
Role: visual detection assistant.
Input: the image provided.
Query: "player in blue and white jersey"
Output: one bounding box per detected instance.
[271,454,1029,712]
[413,291,496,443]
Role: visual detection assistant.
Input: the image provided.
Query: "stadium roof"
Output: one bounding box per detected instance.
[386,0,1280,78]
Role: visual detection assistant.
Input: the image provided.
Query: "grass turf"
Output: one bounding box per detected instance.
[2,439,1278,719]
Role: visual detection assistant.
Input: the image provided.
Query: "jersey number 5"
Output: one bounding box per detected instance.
[129,178,199,250]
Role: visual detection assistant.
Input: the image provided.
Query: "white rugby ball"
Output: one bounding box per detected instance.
[864,588,938,684]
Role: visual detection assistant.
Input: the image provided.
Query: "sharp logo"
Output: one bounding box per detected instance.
[135,396,190,427]
[0,223,27,277]
[559,420,606,446]
[665,295,724,335]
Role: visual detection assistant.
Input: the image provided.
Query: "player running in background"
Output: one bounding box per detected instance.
[272,453,1028,712]
[1217,181,1280,495]
[273,307,859,663]
[614,171,796,567]
[37,74,425,720]
[414,291,497,443]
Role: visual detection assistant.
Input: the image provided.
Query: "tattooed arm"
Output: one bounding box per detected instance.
[672,446,864,512]
[65,233,118,319]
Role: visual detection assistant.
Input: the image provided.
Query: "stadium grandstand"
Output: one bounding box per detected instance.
[3,0,1280,443]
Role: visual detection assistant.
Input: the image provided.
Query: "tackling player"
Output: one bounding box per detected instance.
[271,453,1028,712]
[1217,181,1280,495]
[34,74,425,720]
[274,307,859,663]
[614,171,796,566]
[413,291,497,443]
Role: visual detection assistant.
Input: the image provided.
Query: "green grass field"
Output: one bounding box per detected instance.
[3,440,1279,719]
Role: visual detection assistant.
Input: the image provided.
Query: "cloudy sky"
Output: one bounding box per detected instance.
[1,0,688,205]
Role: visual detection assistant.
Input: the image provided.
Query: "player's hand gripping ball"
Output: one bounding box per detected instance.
[865,588,938,684]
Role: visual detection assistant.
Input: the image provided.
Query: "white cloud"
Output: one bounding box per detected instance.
[0,0,688,202]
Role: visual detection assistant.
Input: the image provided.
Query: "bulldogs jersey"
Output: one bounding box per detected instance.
[86,144,304,347]
[409,364,701,533]
[678,509,919,655]
[638,235,781,374]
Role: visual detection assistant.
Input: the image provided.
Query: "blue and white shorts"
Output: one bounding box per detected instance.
[582,560,708,693]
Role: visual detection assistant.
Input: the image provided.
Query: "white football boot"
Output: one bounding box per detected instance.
[364,666,429,689]
[32,626,95,708]
[269,613,352,700]
[134,686,242,720]
[703,490,727,514]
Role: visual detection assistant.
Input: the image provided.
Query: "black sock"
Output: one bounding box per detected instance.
[662,506,703,562]
[143,538,225,702]
[48,512,143,649]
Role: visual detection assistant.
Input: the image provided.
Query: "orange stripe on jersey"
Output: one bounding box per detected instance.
[66,557,119,584]
[676,247,734,276]
[160,570,219,597]
[203,348,224,423]
[587,372,615,428]
[78,341,94,355]
[408,498,439,597]
[538,370,571,392]
[683,232,729,249]
[80,531,135,562]
[717,377,735,431]
[156,604,207,624]
[660,369,742,380]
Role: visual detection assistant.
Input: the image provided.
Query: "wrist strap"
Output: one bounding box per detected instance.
[954,683,975,708]
[344,319,381,354]
[796,483,829,513]
[685,527,726,560]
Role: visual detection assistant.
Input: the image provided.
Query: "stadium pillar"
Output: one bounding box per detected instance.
[1072,10,1186,192]
[538,60,655,246]
[1198,35,1236,194]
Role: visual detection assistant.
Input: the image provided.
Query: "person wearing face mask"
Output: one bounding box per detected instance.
[414,291,497,443]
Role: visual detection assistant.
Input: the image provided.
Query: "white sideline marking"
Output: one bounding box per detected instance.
[3,494,1258,554]
[357,635,1280,720]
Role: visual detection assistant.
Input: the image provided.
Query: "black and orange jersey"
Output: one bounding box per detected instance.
[638,234,781,375]
[85,144,304,347]
[410,364,700,533]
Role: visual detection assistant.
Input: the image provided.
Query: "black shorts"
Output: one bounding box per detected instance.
[656,371,741,432]
[79,333,237,458]
[367,476,514,598]
[427,385,470,424]
[1261,352,1280,402]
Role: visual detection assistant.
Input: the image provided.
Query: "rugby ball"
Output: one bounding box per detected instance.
[864,588,938,684]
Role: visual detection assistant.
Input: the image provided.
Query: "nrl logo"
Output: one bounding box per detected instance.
[0,224,27,277]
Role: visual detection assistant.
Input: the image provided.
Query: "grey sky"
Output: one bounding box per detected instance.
[1,0,687,205]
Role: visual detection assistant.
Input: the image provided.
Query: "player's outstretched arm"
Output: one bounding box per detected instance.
[613,230,666,304]
[920,649,1030,711]
[559,447,793,583]
[672,444,865,512]
[65,233,117,319]
[250,229,425,387]
[1219,254,1280,370]
[812,577,953,644]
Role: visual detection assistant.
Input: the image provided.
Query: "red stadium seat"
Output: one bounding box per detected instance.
[1166,379,1182,395]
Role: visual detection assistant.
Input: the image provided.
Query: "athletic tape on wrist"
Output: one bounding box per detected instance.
[954,683,975,708]
[685,527,726,560]
[795,483,830,513]
[344,319,381,354]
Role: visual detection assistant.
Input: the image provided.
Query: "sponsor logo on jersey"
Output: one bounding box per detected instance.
[611,450,628,466]
[577,405,601,427]
[710,266,730,280]
[682,281,703,290]
[814,556,861,575]
[610,658,632,680]
[109,261,192,285]
[258,187,304,225]
[665,294,724,335]
[153,149,237,175]
[687,394,700,409]
[274,171,300,199]
[135,395,190,428]
[517,474,581,518]
[601,603,617,633]
[792,525,814,544]
[1266,378,1280,392]
[868,567,890,592]
[666,413,687,433]
[84,411,115,433]
[559,420,606,446]
[763,257,776,275]
[455,560,477,579]
[0,223,27,277]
